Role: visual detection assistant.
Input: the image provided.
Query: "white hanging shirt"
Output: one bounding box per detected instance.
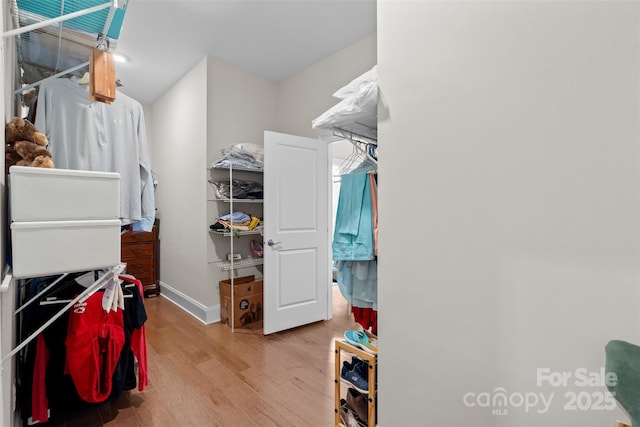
[35,77,155,231]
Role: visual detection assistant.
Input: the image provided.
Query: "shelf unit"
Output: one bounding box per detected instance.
[332,118,378,145]
[213,257,264,272]
[209,165,263,173]
[209,229,263,237]
[208,164,264,332]
[335,339,377,427]
[207,197,263,204]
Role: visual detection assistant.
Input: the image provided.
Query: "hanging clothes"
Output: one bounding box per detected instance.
[333,172,375,261]
[64,291,125,404]
[23,277,88,423]
[352,307,378,335]
[115,275,148,393]
[333,170,378,333]
[369,173,378,257]
[30,334,49,424]
[21,273,148,423]
[34,77,155,231]
[335,260,377,310]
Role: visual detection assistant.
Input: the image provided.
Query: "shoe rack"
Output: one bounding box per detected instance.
[335,339,377,427]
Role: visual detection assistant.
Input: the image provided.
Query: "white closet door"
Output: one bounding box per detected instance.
[263,131,330,335]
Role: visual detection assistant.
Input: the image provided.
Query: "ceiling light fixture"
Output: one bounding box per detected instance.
[113,53,129,63]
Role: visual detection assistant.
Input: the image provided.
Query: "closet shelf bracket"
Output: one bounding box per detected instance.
[97,2,122,49]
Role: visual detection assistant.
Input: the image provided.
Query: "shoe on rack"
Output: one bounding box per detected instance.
[363,329,378,343]
[354,356,370,380]
[344,330,378,354]
[340,399,359,427]
[346,387,369,423]
[341,359,369,393]
[347,355,369,377]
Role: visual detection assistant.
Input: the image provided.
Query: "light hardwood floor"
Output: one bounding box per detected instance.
[44,285,357,426]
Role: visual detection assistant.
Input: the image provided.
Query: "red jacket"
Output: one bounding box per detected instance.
[65,291,124,403]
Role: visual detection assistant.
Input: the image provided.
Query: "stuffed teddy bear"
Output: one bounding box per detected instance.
[5,117,48,146]
[12,140,54,169]
[5,117,54,173]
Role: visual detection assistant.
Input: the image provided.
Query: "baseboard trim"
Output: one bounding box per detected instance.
[158,281,220,325]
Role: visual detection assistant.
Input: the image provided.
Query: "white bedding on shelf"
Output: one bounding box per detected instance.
[312,66,378,131]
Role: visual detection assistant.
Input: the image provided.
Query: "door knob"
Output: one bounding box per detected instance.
[267,239,282,247]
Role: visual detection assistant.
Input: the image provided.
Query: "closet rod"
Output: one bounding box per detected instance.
[332,122,377,146]
[3,2,113,38]
[0,264,124,365]
[14,60,89,95]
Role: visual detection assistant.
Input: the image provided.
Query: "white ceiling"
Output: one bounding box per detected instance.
[113,0,377,105]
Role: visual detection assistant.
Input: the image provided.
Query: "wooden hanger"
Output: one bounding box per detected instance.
[89,47,116,104]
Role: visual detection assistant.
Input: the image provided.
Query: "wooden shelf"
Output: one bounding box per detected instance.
[335,339,377,427]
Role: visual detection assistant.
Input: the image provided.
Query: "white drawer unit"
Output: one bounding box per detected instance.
[9,166,120,221]
[8,166,122,278]
[10,220,122,278]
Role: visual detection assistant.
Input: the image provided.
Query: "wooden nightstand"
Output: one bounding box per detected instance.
[120,219,160,297]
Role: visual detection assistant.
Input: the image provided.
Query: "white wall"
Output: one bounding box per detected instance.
[276,33,376,139]
[378,2,639,426]
[150,58,210,312]
[206,57,278,166]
